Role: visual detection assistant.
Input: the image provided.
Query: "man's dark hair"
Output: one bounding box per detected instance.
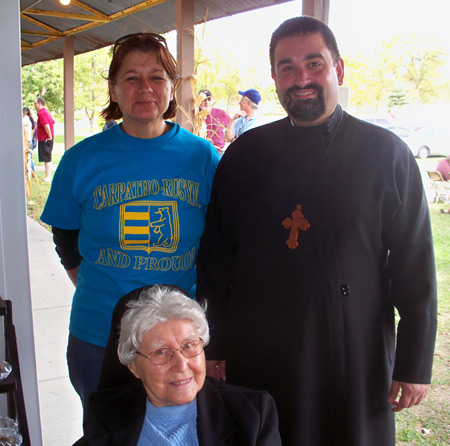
[36,96,46,106]
[270,16,341,71]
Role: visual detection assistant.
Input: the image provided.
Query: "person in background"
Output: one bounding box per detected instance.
[197,16,437,445]
[102,119,117,131]
[22,106,36,173]
[34,96,55,182]
[199,89,231,156]
[27,107,38,152]
[224,88,261,143]
[75,284,282,445]
[40,32,219,414]
[436,154,450,181]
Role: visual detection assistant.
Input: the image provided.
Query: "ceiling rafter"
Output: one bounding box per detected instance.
[22,9,109,22]
[22,29,65,37]
[68,0,109,19]
[20,0,169,53]
[107,0,168,20]
[20,0,294,66]
[22,13,62,33]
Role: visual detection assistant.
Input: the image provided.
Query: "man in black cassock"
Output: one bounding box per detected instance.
[196,16,437,446]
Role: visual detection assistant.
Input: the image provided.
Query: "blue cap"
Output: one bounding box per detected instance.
[238,89,261,105]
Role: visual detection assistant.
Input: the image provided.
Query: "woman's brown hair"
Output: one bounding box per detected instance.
[100,33,180,121]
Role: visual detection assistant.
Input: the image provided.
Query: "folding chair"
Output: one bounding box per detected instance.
[427,171,450,204]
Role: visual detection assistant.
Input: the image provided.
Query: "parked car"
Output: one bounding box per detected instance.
[362,117,394,128]
[387,126,450,159]
[362,117,450,159]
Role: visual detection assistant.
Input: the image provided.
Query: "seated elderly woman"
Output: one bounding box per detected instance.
[75,285,281,445]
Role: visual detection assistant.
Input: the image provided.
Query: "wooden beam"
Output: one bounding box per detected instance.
[21,30,62,37]
[176,0,195,132]
[22,35,61,51]
[64,0,109,19]
[108,0,169,20]
[63,36,75,151]
[22,9,109,22]
[20,0,170,53]
[302,0,330,24]
[22,13,61,33]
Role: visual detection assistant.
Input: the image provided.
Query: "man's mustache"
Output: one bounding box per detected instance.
[286,84,323,96]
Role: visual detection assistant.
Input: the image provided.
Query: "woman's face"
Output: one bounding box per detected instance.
[128,319,206,407]
[109,50,174,129]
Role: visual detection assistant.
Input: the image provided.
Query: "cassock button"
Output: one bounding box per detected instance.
[340,284,350,297]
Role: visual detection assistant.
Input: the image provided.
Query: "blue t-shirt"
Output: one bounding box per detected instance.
[41,123,219,346]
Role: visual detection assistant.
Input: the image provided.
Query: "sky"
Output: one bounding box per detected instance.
[174,0,450,124]
[165,0,450,91]
[328,0,450,53]
[218,0,450,54]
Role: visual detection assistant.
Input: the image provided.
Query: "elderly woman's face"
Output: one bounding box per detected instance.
[128,319,206,407]
[109,50,174,129]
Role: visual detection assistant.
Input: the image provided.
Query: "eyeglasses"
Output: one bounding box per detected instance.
[136,339,205,365]
[113,32,168,54]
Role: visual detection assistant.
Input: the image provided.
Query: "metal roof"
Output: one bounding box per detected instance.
[20,0,292,66]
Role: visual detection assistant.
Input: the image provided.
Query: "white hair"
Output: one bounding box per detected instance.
[117,285,209,365]
[249,100,259,110]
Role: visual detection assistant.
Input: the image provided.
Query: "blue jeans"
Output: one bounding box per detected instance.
[67,333,105,409]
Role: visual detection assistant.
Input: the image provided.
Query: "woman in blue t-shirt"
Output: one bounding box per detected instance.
[41,33,219,411]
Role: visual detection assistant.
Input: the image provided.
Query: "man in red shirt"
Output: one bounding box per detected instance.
[199,89,231,156]
[436,155,450,182]
[34,96,55,182]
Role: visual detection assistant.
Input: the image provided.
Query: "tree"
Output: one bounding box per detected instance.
[343,50,395,114]
[74,47,111,133]
[388,87,409,108]
[194,24,242,114]
[381,34,448,104]
[343,34,449,114]
[22,59,64,117]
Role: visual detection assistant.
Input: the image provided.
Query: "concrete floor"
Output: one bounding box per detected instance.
[27,216,83,445]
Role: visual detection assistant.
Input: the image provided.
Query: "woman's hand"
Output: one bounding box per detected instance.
[66,266,79,287]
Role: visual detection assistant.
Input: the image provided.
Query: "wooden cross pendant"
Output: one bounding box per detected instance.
[282,204,310,249]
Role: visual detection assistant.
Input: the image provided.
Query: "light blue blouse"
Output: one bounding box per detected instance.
[137,398,199,446]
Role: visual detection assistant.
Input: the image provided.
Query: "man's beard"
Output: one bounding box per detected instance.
[283,84,325,122]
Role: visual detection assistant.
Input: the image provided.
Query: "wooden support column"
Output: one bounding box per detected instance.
[302,0,330,23]
[176,0,195,132]
[63,36,75,150]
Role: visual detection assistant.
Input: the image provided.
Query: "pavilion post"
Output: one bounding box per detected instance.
[176,0,195,132]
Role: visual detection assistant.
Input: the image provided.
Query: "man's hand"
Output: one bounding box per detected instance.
[388,380,430,412]
[233,110,246,120]
[206,360,226,380]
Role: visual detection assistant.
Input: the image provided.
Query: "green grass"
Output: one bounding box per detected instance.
[25,155,450,443]
[395,201,450,445]
[27,170,52,231]
[32,151,63,168]
[54,135,86,145]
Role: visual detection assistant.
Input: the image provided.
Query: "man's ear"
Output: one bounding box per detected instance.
[336,59,345,86]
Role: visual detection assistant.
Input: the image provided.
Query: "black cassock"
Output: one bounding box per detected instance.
[196,106,437,446]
